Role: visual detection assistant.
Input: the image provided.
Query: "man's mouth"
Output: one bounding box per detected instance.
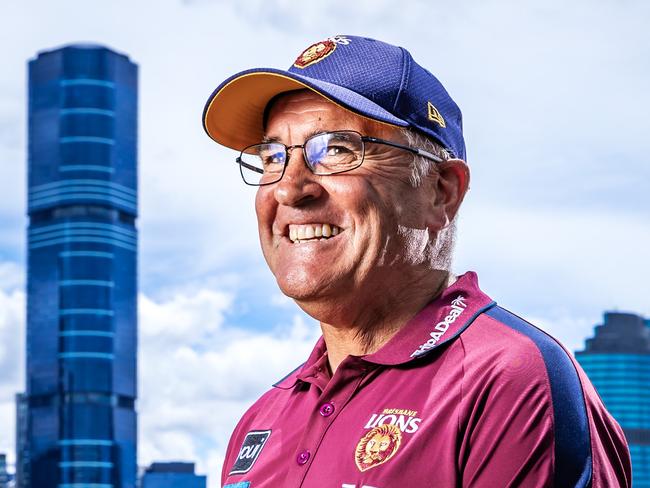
[288,223,342,244]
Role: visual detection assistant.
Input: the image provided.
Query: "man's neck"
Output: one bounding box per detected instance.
[318,272,457,374]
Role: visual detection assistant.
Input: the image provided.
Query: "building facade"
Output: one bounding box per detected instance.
[141,463,207,488]
[15,393,28,488]
[0,454,11,488]
[20,44,138,488]
[576,312,650,487]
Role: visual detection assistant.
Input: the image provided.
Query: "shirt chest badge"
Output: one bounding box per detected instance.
[355,424,402,472]
[229,430,271,475]
[354,408,421,472]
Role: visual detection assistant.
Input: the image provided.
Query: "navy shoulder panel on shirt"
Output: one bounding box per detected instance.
[485,306,592,488]
[272,362,305,389]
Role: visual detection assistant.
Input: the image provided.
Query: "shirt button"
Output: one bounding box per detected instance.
[319,402,335,417]
[296,450,310,465]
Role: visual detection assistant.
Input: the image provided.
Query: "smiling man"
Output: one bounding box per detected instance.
[203,35,631,488]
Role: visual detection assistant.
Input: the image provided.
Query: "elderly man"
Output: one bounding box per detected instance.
[203,35,631,488]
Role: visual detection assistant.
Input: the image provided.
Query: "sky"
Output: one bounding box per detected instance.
[0,0,649,485]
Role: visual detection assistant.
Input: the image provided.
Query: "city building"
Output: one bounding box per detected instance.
[18,44,138,488]
[576,312,650,487]
[141,462,207,488]
[0,453,11,488]
[15,393,28,488]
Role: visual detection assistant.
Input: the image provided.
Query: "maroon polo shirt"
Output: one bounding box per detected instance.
[222,272,631,488]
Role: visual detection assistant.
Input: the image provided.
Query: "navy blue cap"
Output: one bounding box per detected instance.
[203,35,465,160]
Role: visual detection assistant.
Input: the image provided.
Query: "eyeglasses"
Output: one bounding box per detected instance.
[236,130,443,186]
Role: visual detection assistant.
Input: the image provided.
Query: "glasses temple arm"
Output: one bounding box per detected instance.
[236,157,264,174]
[362,137,443,163]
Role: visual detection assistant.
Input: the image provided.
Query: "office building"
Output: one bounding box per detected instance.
[576,312,650,487]
[0,454,10,488]
[141,462,207,488]
[20,44,138,488]
[15,393,28,488]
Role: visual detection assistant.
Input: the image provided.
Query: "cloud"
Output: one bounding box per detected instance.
[3,0,648,287]
[140,289,232,345]
[0,261,26,468]
[526,313,597,354]
[138,286,319,486]
[455,203,650,318]
[0,262,24,293]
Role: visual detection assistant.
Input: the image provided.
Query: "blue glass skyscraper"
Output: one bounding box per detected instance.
[141,462,207,488]
[20,44,138,488]
[576,312,650,487]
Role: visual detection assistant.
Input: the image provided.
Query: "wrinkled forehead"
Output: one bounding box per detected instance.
[264,89,401,140]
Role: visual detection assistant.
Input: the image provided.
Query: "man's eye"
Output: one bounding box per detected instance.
[263,154,284,165]
[326,145,351,156]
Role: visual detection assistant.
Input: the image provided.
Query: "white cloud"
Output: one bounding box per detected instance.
[140,289,232,344]
[526,313,597,354]
[0,262,24,293]
[455,203,650,320]
[2,0,647,287]
[138,288,319,486]
[0,262,26,468]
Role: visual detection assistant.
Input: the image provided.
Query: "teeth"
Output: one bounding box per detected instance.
[288,224,341,242]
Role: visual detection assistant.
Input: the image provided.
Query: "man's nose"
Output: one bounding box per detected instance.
[273,149,323,207]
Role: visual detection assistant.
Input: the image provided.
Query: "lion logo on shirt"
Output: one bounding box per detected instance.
[354,424,402,472]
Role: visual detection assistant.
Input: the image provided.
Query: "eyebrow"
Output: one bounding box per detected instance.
[261,127,332,145]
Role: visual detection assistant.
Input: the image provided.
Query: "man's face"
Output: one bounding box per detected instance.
[255,91,444,307]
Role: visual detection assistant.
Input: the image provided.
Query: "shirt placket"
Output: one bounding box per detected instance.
[283,356,369,487]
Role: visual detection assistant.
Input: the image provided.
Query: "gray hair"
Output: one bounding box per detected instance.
[399,127,456,271]
[399,127,451,187]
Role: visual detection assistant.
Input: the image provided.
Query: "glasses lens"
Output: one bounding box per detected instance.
[238,143,286,185]
[305,131,363,174]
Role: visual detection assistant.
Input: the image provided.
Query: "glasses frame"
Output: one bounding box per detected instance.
[236,130,444,186]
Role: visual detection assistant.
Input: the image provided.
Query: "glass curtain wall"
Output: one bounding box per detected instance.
[24,44,138,488]
[576,312,650,487]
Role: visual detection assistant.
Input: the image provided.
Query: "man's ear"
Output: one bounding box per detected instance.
[428,158,470,229]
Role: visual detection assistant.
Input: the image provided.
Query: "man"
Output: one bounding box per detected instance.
[203,35,631,487]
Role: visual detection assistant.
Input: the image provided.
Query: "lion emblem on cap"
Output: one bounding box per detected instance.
[354,424,402,472]
[293,39,337,69]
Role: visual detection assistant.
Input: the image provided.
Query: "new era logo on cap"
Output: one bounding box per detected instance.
[427,102,446,128]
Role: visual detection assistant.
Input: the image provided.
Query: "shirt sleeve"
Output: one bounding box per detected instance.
[458,345,557,487]
[457,314,631,488]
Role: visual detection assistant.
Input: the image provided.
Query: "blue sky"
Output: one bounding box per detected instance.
[0,0,649,485]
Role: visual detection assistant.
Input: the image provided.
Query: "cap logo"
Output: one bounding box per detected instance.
[427,102,446,128]
[354,424,402,472]
[293,40,337,69]
[293,36,351,69]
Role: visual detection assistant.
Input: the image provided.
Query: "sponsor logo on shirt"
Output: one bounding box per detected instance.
[229,430,271,476]
[410,295,467,358]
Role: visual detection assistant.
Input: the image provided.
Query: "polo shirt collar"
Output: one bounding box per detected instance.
[273,271,495,388]
[363,271,496,365]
